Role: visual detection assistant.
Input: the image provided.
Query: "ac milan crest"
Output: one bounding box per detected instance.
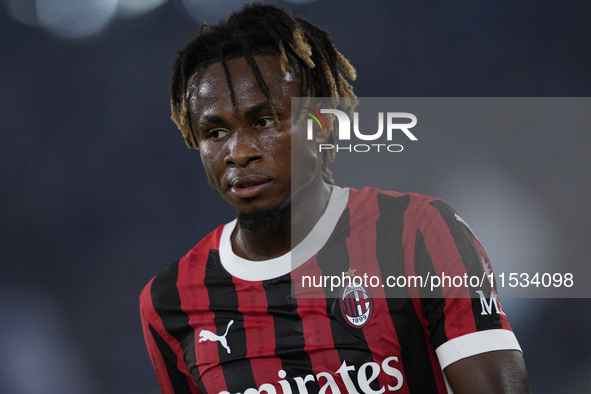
[340,282,372,328]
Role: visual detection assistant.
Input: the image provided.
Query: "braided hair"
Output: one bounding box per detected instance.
[170,2,357,183]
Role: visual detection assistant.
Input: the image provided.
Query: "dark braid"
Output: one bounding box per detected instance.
[170,2,357,183]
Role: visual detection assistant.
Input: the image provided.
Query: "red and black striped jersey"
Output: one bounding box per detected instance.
[140,186,520,393]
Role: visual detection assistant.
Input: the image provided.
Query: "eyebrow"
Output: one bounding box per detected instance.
[199,114,226,127]
[198,101,275,127]
[244,101,274,118]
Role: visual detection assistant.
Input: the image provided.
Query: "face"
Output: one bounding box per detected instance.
[187,55,321,215]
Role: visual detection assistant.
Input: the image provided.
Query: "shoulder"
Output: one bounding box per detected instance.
[140,224,226,309]
[347,185,440,205]
[347,186,448,221]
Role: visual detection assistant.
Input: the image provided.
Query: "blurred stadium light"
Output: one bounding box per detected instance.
[3,0,319,39]
[3,0,168,39]
[35,0,119,39]
[117,0,168,18]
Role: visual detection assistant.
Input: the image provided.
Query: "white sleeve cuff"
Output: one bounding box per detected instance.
[435,329,522,370]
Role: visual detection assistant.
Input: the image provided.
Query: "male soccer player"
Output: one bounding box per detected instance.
[140,3,530,393]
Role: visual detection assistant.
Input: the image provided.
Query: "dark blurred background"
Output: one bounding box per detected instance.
[1,0,590,392]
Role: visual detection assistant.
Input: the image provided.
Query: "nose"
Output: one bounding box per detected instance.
[224,128,262,167]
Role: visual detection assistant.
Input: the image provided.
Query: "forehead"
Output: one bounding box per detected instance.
[187,55,300,118]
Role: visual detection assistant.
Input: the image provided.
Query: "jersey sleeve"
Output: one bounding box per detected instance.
[140,278,201,394]
[409,199,521,369]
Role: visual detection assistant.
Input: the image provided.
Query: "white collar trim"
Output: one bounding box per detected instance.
[219,186,349,281]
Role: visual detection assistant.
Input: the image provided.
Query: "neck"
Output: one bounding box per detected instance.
[231,179,332,261]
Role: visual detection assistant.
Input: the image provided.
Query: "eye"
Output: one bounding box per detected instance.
[255,117,275,128]
[208,129,229,140]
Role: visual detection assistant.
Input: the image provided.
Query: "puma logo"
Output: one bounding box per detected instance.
[199,320,234,354]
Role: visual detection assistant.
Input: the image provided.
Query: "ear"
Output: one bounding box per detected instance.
[303,104,333,144]
[313,124,332,144]
[188,122,200,150]
[189,134,200,150]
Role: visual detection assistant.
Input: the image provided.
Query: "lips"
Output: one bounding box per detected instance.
[229,175,272,199]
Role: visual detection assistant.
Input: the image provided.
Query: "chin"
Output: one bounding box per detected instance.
[234,195,291,232]
[236,206,287,234]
